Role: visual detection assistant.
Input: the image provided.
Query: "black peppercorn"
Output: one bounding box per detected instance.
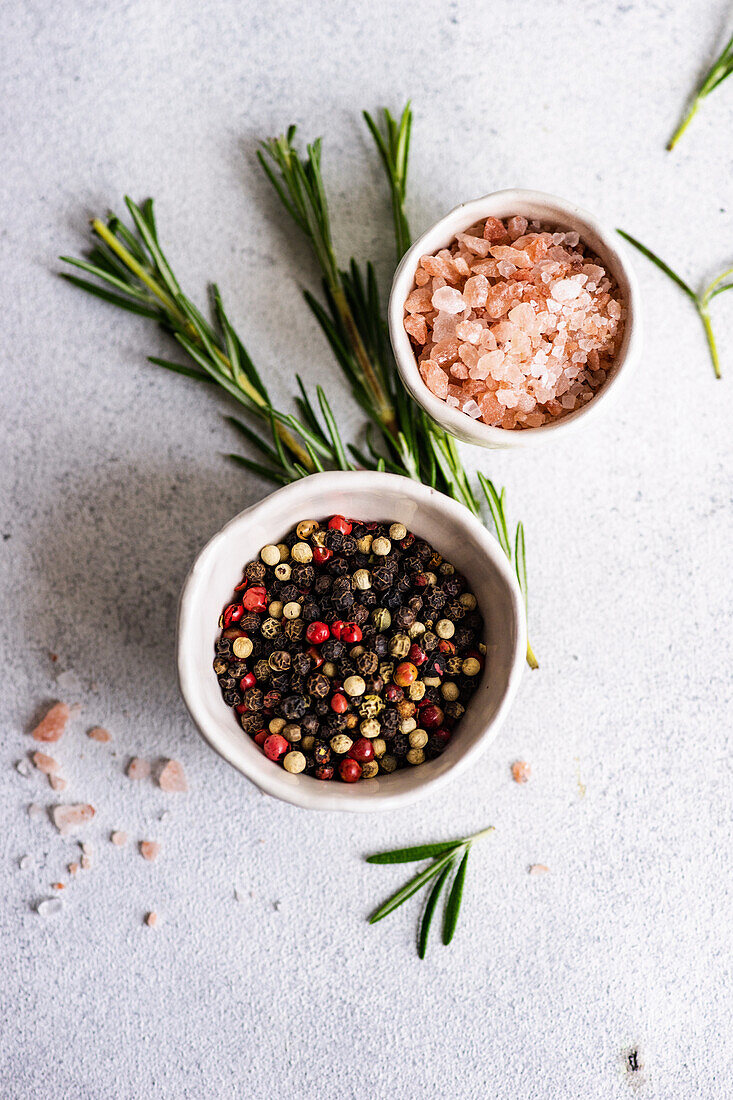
[302,601,321,622]
[243,687,264,711]
[314,575,332,595]
[321,639,344,661]
[254,660,270,681]
[308,672,330,698]
[218,675,237,691]
[222,690,242,707]
[245,561,266,582]
[314,743,331,765]
[240,713,262,734]
[291,652,311,677]
[284,619,305,643]
[281,694,308,720]
[381,709,400,733]
[314,698,330,716]
[394,606,415,630]
[324,529,346,551]
[391,733,409,756]
[356,650,379,676]
[301,713,320,736]
[215,638,232,655]
[292,564,315,588]
[213,656,229,675]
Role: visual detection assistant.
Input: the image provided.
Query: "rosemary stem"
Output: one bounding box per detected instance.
[667,97,700,151]
[92,219,183,319]
[526,640,539,670]
[468,825,495,843]
[331,284,399,437]
[697,304,722,379]
[703,265,733,297]
[92,220,314,466]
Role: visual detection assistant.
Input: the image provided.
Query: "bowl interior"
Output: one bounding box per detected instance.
[389,189,639,447]
[177,474,524,811]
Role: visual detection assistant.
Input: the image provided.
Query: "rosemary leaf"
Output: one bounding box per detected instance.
[368,850,457,924]
[227,453,290,485]
[418,860,454,959]
[667,31,733,150]
[59,273,159,318]
[442,846,470,945]
[148,356,216,382]
[366,840,465,865]
[616,231,696,301]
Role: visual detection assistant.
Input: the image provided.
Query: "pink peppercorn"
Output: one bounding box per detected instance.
[242,586,267,612]
[421,704,444,729]
[348,738,374,762]
[263,734,288,760]
[331,620,345,639]
[313,546,332,565]
[340,623,362,644]
[239,673,256,691]
[328,515,352,535]
[223,603,244,627]
[339,758,362,783]
[330,693,348,714]
[254,730,268,747]
[408,643,427,665]
[306,621,330,645]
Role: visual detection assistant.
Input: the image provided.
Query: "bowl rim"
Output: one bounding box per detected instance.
[176,470,527,812]
[388,187,643,449]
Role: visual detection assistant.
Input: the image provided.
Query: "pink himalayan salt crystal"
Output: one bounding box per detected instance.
[403,214,625,431]
[88,726,111,743]
[127,757,150,780]
[431,285,465,314]
[511,760,532,783]
[529,864,550,875]
[463,274,488,309]
[483,216,507,242]
[140,840,160,862]
[32,702,70,743]
[68,862,79,875]
[49,775,67,791]
[145,911,158,928]
[32,751,59,775]
[52,803,95,835]
[80,855,91,870]
[403,314,427,344]
[111,830,127,847]
[158,759,188,793]
[420,360,449,400]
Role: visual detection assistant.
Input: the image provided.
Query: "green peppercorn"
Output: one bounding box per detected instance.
[372,608,391,632]
[409,729,428,749]
[361,761,379,779]
[406,747,425,765]
[389,633,410,658]
[380,754,397,773]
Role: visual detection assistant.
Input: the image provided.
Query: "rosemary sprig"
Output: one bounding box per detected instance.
[667,31,733,150]
[366,826,494,957]
[618,229,731,378]
[60,199,355,479]
[260,106,538,667]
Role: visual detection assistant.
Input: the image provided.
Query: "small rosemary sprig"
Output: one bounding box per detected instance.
[618,229,732,378]
[366,826,494,957]
[667,30,733,151]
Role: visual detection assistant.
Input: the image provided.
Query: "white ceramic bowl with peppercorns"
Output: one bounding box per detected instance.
[388,188,642,449]
[177,471,526,812]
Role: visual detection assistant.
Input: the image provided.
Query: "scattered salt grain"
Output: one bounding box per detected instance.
[37,898,63,917]
[68,862,79,875]
[80,855,91,870]
[126,757,150,780]
[88,727,111,743]
[529,864,550,875]
[31,702,71,743]
[28,803,44,820]
[111,831,127,847]
[511,760,531,784]
[52,804,95,835]
[32,752,59,775]
[18,855,32,871]
[15,759,32,778]
[158,759,188,793]
[55,670,82,697]
[462,399,482,419]
[145,911,158,928]
[140,841,160,862]
[81,842,93,856]
[49,775,67,791]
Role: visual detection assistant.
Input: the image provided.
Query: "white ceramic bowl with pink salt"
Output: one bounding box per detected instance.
[177,471,526,813]
[388,189,642,448]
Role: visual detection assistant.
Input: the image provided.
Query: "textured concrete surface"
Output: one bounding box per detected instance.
[2,1,732,1097]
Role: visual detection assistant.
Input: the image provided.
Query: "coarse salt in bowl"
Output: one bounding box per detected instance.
[177,471,526,813]
[388,189,642,449]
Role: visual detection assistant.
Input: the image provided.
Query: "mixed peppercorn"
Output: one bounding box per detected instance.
[214,516,485,783]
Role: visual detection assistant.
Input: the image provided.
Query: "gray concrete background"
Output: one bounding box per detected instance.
[1,1,732,1097]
